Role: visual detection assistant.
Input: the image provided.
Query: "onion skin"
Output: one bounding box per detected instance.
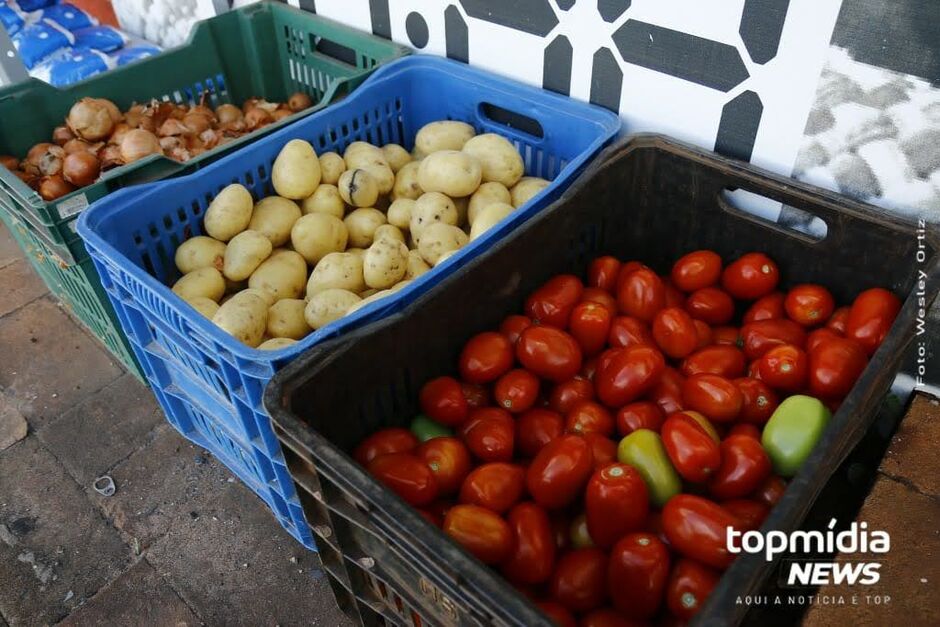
[38,175,75,200]
[52,125,75,146]
[245,107,273,130]
[38,145,65,176]
[183,112,212,134]
[272,109,292,122]
[23,143,56,176]
[68,98,114,141]
[63,151,100,187]
[288,92,312,112]
[95,98,122,124]
[98,144,124,170]
[215,104,242,125]
[120,129,162,163]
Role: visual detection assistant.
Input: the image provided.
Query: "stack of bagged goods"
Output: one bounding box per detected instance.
[1,0,160,86]
[168,120,550,350]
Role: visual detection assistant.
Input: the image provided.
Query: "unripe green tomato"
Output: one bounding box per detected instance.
[617,429,682,507]
[761,395,831,477]
[410,414,454,442]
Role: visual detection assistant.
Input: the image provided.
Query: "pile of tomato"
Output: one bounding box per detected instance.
[353,250,901,626]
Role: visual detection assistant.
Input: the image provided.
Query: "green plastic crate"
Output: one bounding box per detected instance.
[0,210,144,382]
[0,0,408,264]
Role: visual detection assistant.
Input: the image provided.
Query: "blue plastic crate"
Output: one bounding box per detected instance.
[76,55,620,549]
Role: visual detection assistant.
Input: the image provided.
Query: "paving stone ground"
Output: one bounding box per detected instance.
[0,223,349,626]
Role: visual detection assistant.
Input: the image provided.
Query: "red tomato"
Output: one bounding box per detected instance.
[494,368,540,413]
[368,453,439,507]
[685,287,734,325]
[806,328,843,354]
[693,320,712,349]
[527,435,594,509]
[721,252,779,300]
[733,377,778,424]
[845,288,901,355]
[785,284,835,327]
[662,494,739,569]
[583,433,618,470]
[708,435,771,500]
[579,608,641,627]
[415,437,472,495]
[665,558,720,620]
[459,462,526,513]
[711,326,741,347]
[607,533,670,618]
[502,502,556,584]
[616,401,665,437]
[461,407,515,462]
[461,382,490,409]
[550,377,595,414]
[743,292,786,323]
[570,302,614,355]
[649,367,686,415]
[723,499,769,531]
[354,428,418,466]
[459,332,514,384]
[443,504,514,564]
[586,464,649,548]
[662,414,721,483]
[808,336,867,399]
[536,600,577,627]
[417,507,443,528]
[566,401,615,437]
[671,250,722,293]
[517,326,584,383]
[753,475,787,507]
[826,306,850,334]
[608,316,655,348]
[617,268,666,322]
[552,512,574,551]
[681,345,746,379]
[756,344,808,392]
[500,314,533,345]
[582,287,619,316]
[652,307,699,359]
[419,376,469,426]
[728,423,761,440]
[517,408,565,458]
[550,548,608,613]
[663,279,686,309]
[595,345,666,407]
[740,318,807,360]
[526,274,584,328]
[682,374,743,423]
[588,256,622,293]
[615,261,651,292]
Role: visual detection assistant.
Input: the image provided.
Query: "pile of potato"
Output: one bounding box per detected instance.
[168,120,550,349]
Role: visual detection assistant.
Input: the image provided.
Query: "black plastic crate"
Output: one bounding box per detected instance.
[264,135,940,626]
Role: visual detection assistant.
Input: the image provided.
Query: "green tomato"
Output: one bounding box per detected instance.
[616,429,681,507]
[570,512,594,549]
[761,395,831,477]
[409,414,453,442]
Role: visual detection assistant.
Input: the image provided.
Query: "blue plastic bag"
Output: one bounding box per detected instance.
[0,3,27,36]
[31,46,110,86]
[12,19,75,69]
[14,0,56,11]
[38,4,96,31]
[112,44,161,66]
[73,25,126,52]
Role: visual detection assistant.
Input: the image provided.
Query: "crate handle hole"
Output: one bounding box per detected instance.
[478,103,544,139]
[720,188,829,243]
[311,34,357,66]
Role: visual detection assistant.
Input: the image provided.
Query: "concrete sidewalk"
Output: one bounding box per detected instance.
[0,223,349,626]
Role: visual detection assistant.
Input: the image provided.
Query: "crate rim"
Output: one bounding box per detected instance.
[77,54,621,364]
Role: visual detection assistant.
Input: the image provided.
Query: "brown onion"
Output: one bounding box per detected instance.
[38,175,75,200]
[95,98,122,124]
[242,98,259,114]
[215,104,242,125]
[219,119,247,134]
[189,104,216,121]
[0,155,18,170]
[157,118,190,137]
[23,143,56,175]
[109,122,132,146]
[67,98,114,141]
[63,151,100,187]
[52,125,75,146]
[288,92,312,112]
[253,100,279,114]
[199,128,222,150]
[245,107,273,130]
[38,145,65,176]
[98,144,124,170]
[183,112,212,134]
[14,170,38,189]
[272,109,292,122]
[120,129,162,163]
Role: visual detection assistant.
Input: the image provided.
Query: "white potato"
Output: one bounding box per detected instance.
[175,236,225,274]
[387,198,414,230]
[347,288,392,313]
[417,150,482,198]
[248,250,307,301]
[374,224,405,244]
[301,184,345,218]
[415,121,475,154]
[418,223,468,266]
[266,299,312,340]
[337,169,379,208]
[223,230,273,281]
[382,144,412,173]
[390,279,412,292]
[405,249,431,280]
[391,161,422,201]
[187,296,220,319]
[410,192,458,245]
[435,249,459,266]
[304,289,361,329]
[258,337,297,350]
[172,267,225,303]
[318,152,346,185]
[470,202,514,240]
[306,252,365,296]
[343,142,394,194]
[511,176,550,208]
[212,290,268,347]
[363,237,408,289]
[344,208,387,248]
[291,213,348,265]
[204,184,253,242]
[462,133,525,187]
[468,182,512,226]
[346,247,366,259]
[248,196,302,246]
[239,287,276,307]
[272,139,321,199]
